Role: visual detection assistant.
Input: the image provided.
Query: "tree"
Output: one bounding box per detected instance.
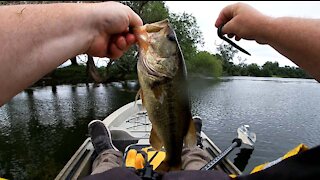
[247,63,262,77]
[122,1,169,24]
[86,55,103,83]
[262,61,279,75]
[120,1,170,75]
[216,43,239,75]
[83,1,170,83]
[89,1,204,83]
[70,56,78,66]
[169,12,204,64]
[188,51,222,77]
[217,43,239,62]
[2,1,206,83]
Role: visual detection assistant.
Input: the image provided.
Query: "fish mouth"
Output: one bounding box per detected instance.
[133,26,149,52]
[133,19,169,51]
[140,55,169,79]
[134,20,171,79]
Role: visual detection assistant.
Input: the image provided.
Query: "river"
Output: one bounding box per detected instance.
[1,76,320,179]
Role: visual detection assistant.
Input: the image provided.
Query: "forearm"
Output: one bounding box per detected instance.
[264,17,320,81]
[0,3,95,105]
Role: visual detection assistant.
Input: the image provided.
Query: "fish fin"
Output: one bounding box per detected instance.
[155,161,170,172]
[151,86,165,104]
[149,128,163,151]
[184,119,197,147]
[135,88,144,106]
[156,161,181,172]
[140,89,144,105]
[134,89,141,106]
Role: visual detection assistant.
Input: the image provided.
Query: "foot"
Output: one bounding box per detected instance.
[88,120,118,155]
[192,116,203,148]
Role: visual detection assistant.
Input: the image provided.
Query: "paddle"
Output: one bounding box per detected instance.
[200,125,256,171]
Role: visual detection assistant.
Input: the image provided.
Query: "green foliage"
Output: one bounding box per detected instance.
[219,60,312,79]
[169,12,204,63]
[36,65,104,85]
[53,65,88,82]
[117,1,204,78]
[216,43,239,75]
[113,1,171,79]
[109,47,138,79]
[121,1,169,23]
[188,51,222,77]
[217,43,239,62]
[215,42,311,79]
[246,63,262,77]
[17,0,310,84]
[262,61,279,75]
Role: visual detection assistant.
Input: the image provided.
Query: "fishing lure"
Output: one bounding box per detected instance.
[218,25,251,56]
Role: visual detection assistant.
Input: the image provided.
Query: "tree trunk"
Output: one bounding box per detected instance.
[70,56,78,66]
[86,55,103,83]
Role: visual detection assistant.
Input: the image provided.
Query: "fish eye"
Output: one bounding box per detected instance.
[167,33,176,41]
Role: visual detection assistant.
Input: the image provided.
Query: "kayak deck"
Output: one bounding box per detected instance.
[55,100,241,179]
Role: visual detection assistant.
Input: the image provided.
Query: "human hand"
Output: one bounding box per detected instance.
[215,3,272,44]
[86,1,143,59]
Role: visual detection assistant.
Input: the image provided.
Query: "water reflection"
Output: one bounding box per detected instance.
[233,148,254,172]
[0,83,137,179]
[110,80,140,92]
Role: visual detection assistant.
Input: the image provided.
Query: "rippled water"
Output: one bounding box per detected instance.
[189,76,320,173]
[1,77,320,179]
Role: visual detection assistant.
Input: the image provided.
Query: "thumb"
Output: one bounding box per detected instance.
[220,19,238,36]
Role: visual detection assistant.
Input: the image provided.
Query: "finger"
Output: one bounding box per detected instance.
[215,4,236,28]
[235,36,241,41]
[115,36,127,50]
[228,33,235,38]
[107,43,123,59]
[121,34,136,52]
[114,34,136,52]
[126,33,136,45]
[128,9,143,27]
[221,18,237,35]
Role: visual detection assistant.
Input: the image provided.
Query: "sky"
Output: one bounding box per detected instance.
[164,1,320,67]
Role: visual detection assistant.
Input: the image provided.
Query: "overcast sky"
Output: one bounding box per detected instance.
[165,1,320,67]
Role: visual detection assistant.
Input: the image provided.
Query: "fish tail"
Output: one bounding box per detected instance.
[156,159,182,172]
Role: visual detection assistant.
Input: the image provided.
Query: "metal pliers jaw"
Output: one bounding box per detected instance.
[217,25,251,56]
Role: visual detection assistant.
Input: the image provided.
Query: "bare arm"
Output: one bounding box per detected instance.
[0,2,143,106]
[215,3,320,82]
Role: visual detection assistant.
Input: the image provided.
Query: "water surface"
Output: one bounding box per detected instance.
[1,77,320,179]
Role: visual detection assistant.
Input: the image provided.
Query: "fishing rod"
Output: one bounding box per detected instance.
[201,125,256,171]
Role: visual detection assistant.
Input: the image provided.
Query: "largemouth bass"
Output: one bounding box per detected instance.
[133,19,196,171]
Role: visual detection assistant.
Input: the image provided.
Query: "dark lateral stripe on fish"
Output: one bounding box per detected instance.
[165,81,181,165]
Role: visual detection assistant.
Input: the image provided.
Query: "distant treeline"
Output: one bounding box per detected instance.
[34,51,312,87]
[221,60,312,79]
[186,50,312,79]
